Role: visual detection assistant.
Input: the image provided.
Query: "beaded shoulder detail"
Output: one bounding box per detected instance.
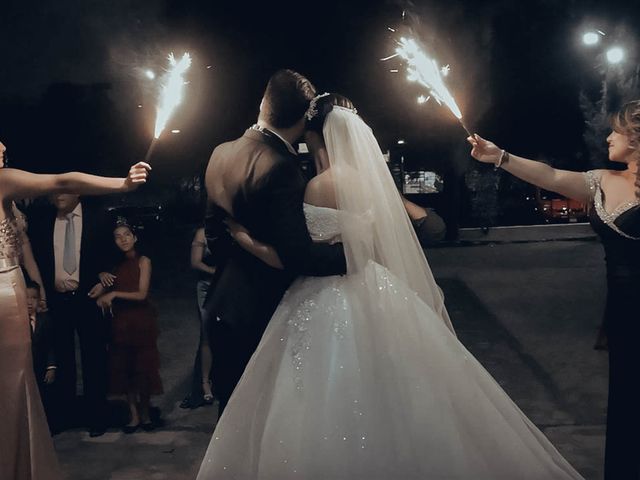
[584,170,599,201]
[585,170,640,240]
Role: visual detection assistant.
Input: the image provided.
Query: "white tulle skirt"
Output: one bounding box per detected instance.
[197,261,583,480]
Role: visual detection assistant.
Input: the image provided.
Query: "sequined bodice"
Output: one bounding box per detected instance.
[303,203,341,243]
[585,171,640,240]
[0,215,23,264]
[585,171,640,272]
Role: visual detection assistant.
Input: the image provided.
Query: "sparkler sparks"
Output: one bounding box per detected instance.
[153,52,192,139]
[143,52,192,163]
[390,37,471,136]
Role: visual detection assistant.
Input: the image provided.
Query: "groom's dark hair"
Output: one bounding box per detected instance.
[260,69,316,129]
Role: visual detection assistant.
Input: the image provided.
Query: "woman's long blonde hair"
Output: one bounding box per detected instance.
[612,100,640,162]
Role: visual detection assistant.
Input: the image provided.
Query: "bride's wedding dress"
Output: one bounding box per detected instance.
[197,106,583,479]
[196,202,583,479]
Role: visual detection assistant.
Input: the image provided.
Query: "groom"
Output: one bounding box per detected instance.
[203,69,346,413]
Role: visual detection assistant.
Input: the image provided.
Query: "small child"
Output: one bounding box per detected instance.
[25,278,57,431]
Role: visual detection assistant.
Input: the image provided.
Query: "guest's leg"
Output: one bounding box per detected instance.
[139,392,151,424]
[210,321,235,415]
[183,346,203,406]
[35,374,54,433]
[200,341,213,399]
[210,322,259,416]
[43,382,59,433]
[50,293,78,429]
[182,281,211,407]
[77,299,108,430]
[197,279,213,398]
[126,392,139,427]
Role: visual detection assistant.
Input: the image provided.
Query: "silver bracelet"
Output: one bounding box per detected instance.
[495,149,510,169]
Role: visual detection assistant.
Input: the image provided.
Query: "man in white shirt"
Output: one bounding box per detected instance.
[30,193,112,437]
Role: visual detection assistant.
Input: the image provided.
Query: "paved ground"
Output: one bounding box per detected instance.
[54,235,608,479]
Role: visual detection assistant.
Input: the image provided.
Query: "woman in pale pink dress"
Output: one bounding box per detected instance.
[0,139,150,480]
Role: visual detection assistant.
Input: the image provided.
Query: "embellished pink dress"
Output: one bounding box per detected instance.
[0,206,63,480]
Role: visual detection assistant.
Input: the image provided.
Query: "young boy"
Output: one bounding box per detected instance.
[25,277,57,431]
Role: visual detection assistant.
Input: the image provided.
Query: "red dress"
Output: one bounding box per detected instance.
[108,255,163,395]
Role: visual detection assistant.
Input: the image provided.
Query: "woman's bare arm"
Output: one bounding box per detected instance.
[191,228,216,275]
[468,135,592,202]
[0,162,150,202]
[112,256,152,301]
[225,219,283,269]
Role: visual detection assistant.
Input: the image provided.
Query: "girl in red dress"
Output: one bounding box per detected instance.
[90,218,162,433]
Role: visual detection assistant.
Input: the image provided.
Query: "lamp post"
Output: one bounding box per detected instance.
[581,30,626,114]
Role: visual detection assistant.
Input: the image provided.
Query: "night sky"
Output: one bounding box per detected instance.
[1,0,639,191]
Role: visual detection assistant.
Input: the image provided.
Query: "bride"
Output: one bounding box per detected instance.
[196,94,583,479]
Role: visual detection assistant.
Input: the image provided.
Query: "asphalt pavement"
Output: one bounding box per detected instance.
[55,235,608,480]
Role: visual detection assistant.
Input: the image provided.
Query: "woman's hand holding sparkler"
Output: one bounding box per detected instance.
[123,161,152,191]
[467,134,503,164]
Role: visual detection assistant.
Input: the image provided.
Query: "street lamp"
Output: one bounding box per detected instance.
[583,32,601,46]
[145,69,156,80]
[606,47,625,64]
[580,29,627,114]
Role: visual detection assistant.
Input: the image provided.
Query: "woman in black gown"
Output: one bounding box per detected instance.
[468,100,640,479]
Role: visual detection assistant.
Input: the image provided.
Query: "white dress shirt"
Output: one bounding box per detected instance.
[252,124,297,156]
[53,203,83,292]
[269,129,297,156]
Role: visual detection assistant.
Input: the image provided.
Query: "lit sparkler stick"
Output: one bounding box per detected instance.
[144,52,192,162]
[389,37,471,137]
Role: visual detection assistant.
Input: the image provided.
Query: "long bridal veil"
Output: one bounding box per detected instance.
[323,106,454,332]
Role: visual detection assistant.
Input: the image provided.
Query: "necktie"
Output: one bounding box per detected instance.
[63,213,77,275]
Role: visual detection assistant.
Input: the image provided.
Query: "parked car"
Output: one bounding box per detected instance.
[536,189,588,223]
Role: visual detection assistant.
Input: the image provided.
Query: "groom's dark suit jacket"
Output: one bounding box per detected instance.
[204,126,346,345]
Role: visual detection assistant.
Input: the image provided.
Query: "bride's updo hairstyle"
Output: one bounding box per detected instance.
[306,93,356,133]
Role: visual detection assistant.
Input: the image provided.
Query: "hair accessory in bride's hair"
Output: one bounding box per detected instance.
[305,92,331,121]
[333,105,358,115]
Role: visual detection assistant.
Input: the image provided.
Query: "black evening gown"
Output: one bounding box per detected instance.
[587,171,640,479]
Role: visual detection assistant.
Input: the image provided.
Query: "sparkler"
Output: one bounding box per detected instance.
[385,37,471,137]
[144,52,192,162]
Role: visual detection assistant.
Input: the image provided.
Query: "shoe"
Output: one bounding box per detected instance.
[180,394,204,409]
[89,426,107,437]
[140,422,155,432]
[122,423,140,434]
